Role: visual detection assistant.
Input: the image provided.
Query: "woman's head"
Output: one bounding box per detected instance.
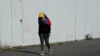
[39,12,45,20]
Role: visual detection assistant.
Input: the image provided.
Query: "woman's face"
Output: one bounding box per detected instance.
[39,17,43,20]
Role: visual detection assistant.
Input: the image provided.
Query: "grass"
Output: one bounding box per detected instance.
[0,46,24,51]
[0,45,40,51]
[0,47,11,51]
[85,34,93,40]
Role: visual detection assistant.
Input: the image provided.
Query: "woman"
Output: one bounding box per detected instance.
[38,12,52,56]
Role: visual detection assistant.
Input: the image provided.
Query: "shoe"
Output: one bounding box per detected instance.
[40,51,45,56]
[48,49,52,55]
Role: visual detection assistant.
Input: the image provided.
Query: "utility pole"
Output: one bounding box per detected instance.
[75,0,77,41]
[10,0,13,48]
[20,0,24,46]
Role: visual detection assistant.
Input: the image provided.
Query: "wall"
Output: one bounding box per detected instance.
[0,0,100,47]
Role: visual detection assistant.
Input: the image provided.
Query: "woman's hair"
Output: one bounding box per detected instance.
[39,12,44,18]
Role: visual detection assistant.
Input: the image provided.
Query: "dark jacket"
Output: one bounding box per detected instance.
[38,17,51,33]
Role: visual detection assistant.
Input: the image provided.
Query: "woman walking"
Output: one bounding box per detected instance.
[38,12,52,56]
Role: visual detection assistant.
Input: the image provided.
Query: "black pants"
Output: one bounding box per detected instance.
[39,33,50,51]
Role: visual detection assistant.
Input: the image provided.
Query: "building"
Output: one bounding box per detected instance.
[0,0,100,47]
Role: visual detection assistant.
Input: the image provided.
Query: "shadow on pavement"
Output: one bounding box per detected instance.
[13,50,40,56]
[98,51,100,53]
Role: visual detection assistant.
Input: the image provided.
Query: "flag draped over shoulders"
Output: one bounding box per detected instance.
[39,12,51,26]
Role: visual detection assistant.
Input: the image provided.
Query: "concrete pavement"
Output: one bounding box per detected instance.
[0,38,100,56]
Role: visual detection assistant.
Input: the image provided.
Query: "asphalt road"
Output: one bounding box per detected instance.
[0,38,100,56]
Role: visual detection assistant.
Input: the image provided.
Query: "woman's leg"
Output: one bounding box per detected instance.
[44,33,50,49]
[39,33,44,51]
[44,33,52,54]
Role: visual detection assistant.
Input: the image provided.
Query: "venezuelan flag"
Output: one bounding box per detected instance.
[44,14,51,26]
[39,12,51,26]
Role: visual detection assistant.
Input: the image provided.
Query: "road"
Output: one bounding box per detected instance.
[0,38,100,56]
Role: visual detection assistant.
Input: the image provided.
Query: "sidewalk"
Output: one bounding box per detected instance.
[0,38,100,56]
